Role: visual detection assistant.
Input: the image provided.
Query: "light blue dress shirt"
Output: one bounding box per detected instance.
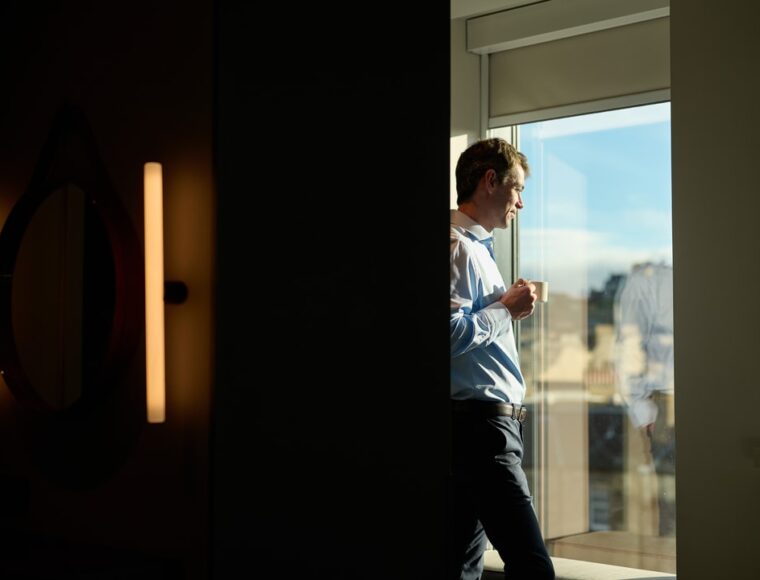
[450,210,525,404]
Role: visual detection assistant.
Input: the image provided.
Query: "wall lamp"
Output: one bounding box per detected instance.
[144,162,187,424]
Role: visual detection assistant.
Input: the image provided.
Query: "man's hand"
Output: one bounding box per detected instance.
[499,278,537,321]
[640,423,655,454]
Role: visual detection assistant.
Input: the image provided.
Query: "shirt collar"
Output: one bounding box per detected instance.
[450,209,492,241]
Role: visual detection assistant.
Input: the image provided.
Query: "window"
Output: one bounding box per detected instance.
[492,102,675,573]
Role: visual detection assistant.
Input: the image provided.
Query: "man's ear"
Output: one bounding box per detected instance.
[483,168,496,192]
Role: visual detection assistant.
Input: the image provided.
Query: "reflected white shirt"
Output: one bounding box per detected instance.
[614,262,674,427]
[450,210,525,404]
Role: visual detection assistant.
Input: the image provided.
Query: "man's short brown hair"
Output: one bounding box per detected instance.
[455,138,529,205]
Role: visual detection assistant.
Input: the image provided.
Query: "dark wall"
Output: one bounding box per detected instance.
[213,2,451,579]
[0,1,214,578]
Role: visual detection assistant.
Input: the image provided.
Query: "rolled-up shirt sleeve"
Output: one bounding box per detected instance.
[450,239,512,358]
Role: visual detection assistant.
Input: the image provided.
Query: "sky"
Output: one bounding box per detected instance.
[496,102,673,297]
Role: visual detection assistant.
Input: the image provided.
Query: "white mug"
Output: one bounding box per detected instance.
[531,280,549,303]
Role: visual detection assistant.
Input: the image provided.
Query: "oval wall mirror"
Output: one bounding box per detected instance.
[11,183,115,411]
[0,103,144,488]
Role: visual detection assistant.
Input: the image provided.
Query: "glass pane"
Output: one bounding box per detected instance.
[493,102,675,573]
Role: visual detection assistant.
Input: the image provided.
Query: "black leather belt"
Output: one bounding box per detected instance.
[452,399,528,423]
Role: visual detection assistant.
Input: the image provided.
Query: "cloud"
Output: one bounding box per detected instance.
[531,102,671,139]
[519,227,672,296]
[619,207,673,234]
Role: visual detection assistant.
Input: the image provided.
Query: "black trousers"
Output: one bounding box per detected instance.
[450,410,554,580]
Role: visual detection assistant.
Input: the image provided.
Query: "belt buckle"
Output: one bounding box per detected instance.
[515,405,527,423]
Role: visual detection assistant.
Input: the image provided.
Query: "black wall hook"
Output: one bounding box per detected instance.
[164,281,188,304]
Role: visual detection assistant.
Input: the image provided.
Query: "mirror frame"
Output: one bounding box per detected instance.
[0,103,143,416]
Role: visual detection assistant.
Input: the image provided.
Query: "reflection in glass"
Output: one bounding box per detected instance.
[492,102,675,573]
[614,261,675,538]
[13,185,85,410]
[11,183,114,412]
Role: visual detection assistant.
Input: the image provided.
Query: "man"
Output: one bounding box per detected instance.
[450,138,555,579]
[614,261,676,537]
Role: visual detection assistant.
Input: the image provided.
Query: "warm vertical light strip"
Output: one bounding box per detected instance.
[144,162,165,423]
